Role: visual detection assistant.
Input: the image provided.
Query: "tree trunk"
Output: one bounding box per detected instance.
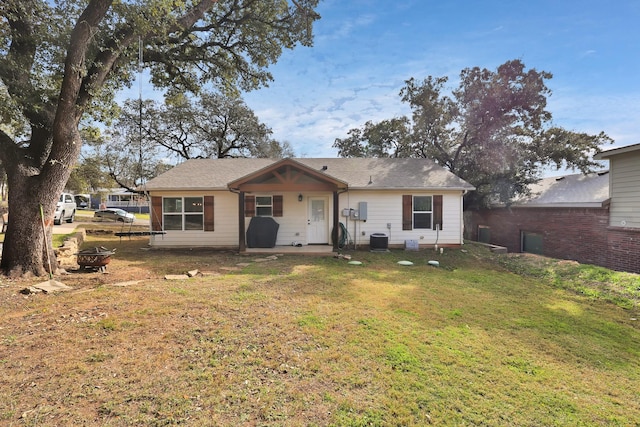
[0,133,79,277]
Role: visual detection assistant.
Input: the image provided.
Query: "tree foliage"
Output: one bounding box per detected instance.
[0,0,319,276]
[87,91,293,191]
[117,91,291,159]
[334,60,612,208]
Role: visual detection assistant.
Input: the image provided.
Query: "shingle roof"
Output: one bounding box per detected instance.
[144,158,274,190]
[144,158,475,191]
[512,171,610,207]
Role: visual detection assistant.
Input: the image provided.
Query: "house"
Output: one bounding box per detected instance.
[466,142,640,273]
[593,143,640,273]
[143,157,475,251]
[90,188,150,213]
[594,143,640,229]
[466,171,611,266]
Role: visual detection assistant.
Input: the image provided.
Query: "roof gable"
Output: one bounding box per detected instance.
[228,158,348,192]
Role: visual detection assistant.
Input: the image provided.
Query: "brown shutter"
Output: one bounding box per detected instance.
[245,195,255,217]
[433,195,443,230]
[151,196,163,231]
[273,195,283,217]
[402,195,412,230]
[204,196,214,231]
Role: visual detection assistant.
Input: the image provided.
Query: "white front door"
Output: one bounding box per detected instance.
[307,197,329,244]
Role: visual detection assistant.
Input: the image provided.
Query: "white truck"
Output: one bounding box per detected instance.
[54,193,77,225]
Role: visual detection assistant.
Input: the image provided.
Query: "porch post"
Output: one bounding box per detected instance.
[332,191,339,250]
[238,191,246,251]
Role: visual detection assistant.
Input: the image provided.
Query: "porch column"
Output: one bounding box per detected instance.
[332,191,339,250]
[238,191,246,251]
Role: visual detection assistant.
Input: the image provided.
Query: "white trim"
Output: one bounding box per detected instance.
[594,143,640,159]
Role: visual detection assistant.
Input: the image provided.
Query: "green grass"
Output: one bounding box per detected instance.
[497,252,640,309]
[0,231,71,246]
[0,240,638,426]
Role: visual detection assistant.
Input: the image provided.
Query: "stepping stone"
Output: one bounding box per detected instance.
[109,280,143,287]
[164,274,190,280]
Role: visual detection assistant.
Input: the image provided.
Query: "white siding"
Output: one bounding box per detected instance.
[271,192,309,245]
[150,191,239,248]
[609,151,640,228]
[149,191,317,248]
[149,189,467,248]
[338,190,465,246]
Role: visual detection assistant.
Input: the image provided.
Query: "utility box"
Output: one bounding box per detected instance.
[404,239,419,251]
[358,202,368,221]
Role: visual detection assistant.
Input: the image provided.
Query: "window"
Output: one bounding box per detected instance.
[162,197,203,231]
[403,194,443,231]
[413,196,432,229]
[255,196,273,217]
[244,195,283,217]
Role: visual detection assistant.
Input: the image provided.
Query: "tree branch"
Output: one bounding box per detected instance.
[0,0,56,129]
[55,0,113,127]
[77,0,219,108]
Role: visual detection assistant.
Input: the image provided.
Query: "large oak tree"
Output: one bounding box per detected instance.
[110,91,292,163]
[334,60,612,208]
[0,0,319,276]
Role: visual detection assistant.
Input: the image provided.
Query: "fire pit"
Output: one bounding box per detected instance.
[76,246,116,272]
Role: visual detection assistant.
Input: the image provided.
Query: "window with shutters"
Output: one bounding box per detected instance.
[255,196,273,217]
[244,195,282,217]
[403,194,443,231]
[163,197,204,230]
[413,196,432,229]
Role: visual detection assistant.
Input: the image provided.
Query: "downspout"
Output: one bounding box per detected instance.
[333,188,348,251]
[461,189,467,245]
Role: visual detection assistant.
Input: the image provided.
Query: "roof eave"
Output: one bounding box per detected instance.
[594,143,640,159]
[348,186,475,191]
[145,186,229,192]
[507,202,609,208]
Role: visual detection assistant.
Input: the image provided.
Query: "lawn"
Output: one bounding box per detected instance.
[0,231,638,426]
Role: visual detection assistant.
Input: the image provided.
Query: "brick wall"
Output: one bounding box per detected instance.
[606,228,640,273]
[465,207,640,274]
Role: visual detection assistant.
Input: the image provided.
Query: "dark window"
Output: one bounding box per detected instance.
[256,196,273,217]
[413,196,432,229]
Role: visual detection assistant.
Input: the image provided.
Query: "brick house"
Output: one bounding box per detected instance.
[466,143,640,273]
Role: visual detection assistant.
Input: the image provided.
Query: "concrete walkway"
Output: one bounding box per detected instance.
[52,221,81,234]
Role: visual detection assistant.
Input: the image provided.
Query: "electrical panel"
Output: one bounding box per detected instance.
[358,202,368,221]
[344,203,368,220]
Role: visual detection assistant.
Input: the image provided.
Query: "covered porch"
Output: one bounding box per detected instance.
[228,159,348,252]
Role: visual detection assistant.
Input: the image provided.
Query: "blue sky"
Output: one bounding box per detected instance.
[239,0,640,161]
